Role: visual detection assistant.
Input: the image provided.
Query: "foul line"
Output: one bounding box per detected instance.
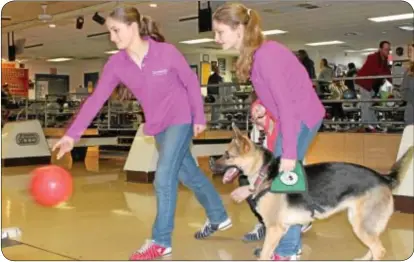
[16,240,80,261]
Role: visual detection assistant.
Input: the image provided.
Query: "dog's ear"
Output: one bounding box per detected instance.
[232,123,252,154]
[232,122,243,139]
[235,134,252,154]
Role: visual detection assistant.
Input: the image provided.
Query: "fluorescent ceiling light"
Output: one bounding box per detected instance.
[180,30,287,45]
[399,25,414,31]
[180,38,214,44]
[46,57,73,62]
[149,3,157,8]
[361,52,374,56]
[305,40,344,46]
[105,50,119,54]
[345,48,377,53]
[368,13,413,22]
[362,48,377,51]
[262,29,287,35]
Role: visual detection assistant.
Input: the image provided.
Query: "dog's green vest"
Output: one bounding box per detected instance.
[270,161,307,193]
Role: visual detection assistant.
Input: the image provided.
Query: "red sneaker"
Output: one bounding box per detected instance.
[270,253,298,261]
[129,240,172,260]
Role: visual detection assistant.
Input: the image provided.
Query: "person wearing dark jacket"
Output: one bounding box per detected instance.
[207,65,223,95]
[298,49,316,79]
[207,65,223,121]
[355,41,391,132]
[345,63,358,94]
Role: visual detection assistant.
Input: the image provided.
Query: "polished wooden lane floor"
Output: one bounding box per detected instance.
[2,160,413,261]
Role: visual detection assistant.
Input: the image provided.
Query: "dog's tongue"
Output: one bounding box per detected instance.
[222,167,240,184]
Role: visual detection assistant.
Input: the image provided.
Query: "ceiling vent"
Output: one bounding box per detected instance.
[296,3,321,9]
[262,9,280,14]
[263,3,321,14]
[344,32,363,36]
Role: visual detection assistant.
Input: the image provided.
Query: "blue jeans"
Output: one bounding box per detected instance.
[152,124,228,247]
[273,120,322,256]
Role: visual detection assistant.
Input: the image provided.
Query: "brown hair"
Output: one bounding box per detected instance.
[213,3,264,83]
[108,6,165,42]
[409,43,414,76]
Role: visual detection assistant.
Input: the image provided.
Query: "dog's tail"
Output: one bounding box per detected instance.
[382,145,414,189]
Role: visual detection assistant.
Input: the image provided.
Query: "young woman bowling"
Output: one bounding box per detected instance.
[212,3,325,260]
[53,6,231,261]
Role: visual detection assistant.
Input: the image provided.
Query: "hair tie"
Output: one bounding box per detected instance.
[247,8,252,16]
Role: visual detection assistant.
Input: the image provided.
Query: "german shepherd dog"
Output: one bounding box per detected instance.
[212,125,413,260]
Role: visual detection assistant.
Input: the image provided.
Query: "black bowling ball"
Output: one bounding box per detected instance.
[204,95,216,103]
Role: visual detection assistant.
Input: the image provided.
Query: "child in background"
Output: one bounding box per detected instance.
[236,91,277,242]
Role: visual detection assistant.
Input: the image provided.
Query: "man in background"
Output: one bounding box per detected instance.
[207,65,223,121]
[355,40,391,132]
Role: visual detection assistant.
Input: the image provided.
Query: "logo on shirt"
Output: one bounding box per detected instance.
[152,69,168,76]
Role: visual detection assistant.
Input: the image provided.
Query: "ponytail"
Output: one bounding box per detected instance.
[109,6,165,43]
[237,9,264,83]
[213,3,264,83]
[139,15,165,43]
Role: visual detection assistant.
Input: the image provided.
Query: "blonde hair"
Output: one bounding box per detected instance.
[213,3,264,83]
[109,6,165,42]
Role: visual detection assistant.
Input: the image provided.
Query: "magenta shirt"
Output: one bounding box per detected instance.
[251,40,325,159]
[65,38,206,141]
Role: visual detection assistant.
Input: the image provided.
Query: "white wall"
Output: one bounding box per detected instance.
[23,58,107,93]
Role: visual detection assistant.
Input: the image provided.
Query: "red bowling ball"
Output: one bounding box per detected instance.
[30,165,73,207]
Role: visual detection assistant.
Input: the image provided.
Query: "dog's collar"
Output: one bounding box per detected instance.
[254,164,270,188]
[249,162,271,198]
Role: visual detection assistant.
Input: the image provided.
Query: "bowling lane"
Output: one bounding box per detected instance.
[2,244,74,260]
[2,159,414,260]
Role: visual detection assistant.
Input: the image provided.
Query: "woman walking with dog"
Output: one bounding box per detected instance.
[52,6,231,260]
[213,3,325,260]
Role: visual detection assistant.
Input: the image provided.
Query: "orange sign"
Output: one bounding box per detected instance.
[1,63,29,97]
[2,62,16,68]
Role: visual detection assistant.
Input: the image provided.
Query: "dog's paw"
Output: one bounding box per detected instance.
[353,251,372,261]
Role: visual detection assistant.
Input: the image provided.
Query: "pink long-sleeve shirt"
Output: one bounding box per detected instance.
[250,40,325,159]
[65,38,206,141]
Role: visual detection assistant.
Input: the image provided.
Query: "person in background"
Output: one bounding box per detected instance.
[402,43,414,126]
[213,3,325,260]
[208,65,223,95]
[317,58,334,93]
[318,58,334,81]
[1,84,11,128]
[355,40,391,132]
[52,6,231,260]
[207,65,223,121]
[344,62,358,94]
[297,49,316,80]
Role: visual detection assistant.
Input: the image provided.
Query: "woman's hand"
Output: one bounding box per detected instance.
[193,124,206,137]
[251,103,266,129]
[230,186,252,203]
[279,158,296,173]
[52,136,75,160]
